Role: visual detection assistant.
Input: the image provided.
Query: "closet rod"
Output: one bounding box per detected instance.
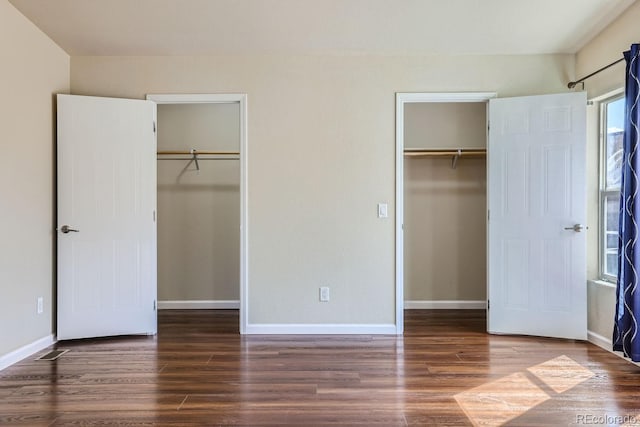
[157,150,239,156]
[157,157,238,160]
[405,148,486,169]
[157,149,239,171]
[403,148,486,157]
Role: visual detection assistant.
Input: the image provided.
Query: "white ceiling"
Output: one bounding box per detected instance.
[9,0,637,56]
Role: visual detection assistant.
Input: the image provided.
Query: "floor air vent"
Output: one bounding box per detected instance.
[37,350,69,361]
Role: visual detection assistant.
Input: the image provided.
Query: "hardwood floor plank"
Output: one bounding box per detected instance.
[0,309,639,426]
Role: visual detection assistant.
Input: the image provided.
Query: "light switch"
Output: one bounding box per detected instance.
[378,203,388,218]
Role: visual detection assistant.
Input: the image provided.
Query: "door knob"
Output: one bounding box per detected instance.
[564,224,586,232]
[60,225,79,234]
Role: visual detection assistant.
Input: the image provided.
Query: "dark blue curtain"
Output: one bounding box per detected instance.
[614,44,640,361]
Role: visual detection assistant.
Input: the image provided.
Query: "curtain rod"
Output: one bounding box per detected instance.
[568,57,625,89]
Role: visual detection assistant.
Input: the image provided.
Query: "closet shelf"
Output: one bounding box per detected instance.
[404,148,486,169]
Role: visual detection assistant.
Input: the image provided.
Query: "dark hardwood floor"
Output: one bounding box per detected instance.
[1,310,639,426]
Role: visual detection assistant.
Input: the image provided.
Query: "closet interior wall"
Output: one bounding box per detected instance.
[157,103,240,304]
[404,102,487,303]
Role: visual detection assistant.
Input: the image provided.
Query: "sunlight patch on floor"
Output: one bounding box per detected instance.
[454,372,550,427]
[527,355,595,394]
[455,355,595,426]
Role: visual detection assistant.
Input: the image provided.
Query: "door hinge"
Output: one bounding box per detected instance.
[153,210,156,222]
[153,121,156,133]
[487,210,490,221]
[487,300,490,310]
[153,300,156,311]
[487,121,490,131]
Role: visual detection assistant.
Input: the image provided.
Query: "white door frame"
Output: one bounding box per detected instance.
[147,93,249,334]
[395,92,497,334]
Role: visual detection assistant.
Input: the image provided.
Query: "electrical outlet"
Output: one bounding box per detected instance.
[37,297,43,314]
[319,287,330,302]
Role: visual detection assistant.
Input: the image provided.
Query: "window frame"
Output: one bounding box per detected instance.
[599,91,625,282]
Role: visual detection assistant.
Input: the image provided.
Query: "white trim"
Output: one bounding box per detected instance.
[404,300,487,309]
[597,92,625,282]
[485,100,492,333]
[245,324,397,335]
[395,94,405,334]
[395,92,497,336]
[146,93,246,104]
[0,335,56,371]
[588,279,617,290]
[239,95,248,335]
[587,330,612,350]
[587,330,640,367]
[146,93,248,335]
[398,92,498,103]
[158,300,240,310]
[589,87,624,103]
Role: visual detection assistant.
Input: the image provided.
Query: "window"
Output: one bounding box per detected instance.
[600,95,625,281]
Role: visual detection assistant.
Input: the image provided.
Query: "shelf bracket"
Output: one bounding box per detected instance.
[190,148,200,171]
[451,148,462,169]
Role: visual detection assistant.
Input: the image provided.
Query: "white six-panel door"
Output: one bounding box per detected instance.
[57,94,157,340]
[488,92,587,340]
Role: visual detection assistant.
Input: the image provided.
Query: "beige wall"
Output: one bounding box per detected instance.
[404,103,486,301]
[575,1,640,99]
[588,281,616,339]
[0,0,69,358]
[404,102,487,150]
[575,1,640,342]
[71,53,573,326]
[157,103,240,301]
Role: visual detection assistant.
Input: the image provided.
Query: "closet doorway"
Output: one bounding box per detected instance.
[395,93,496,333]
[147,94,248,333]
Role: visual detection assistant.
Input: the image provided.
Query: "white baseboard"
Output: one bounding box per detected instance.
[587,330,612,350]
[0,334,56,371]
[244,323,398,335]
[587,330,640,367]
[404,300,486,309]
[158,300,240,310]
